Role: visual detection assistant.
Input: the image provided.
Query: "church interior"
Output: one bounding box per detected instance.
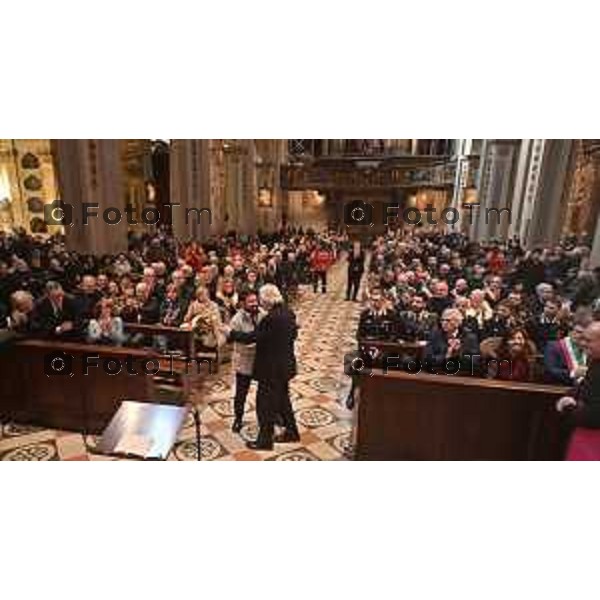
[1,139,600,461]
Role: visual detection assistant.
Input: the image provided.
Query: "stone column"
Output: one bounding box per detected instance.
[471,140,520,242]
[521,140,573,249]
[169,139,212,242]
[331,139,344,155]
[53,139,128,255]
[223,143,243,234]
[506,139,534,239]
[448,140,474,230]
[241,140,258,235]
[271,139,286,232]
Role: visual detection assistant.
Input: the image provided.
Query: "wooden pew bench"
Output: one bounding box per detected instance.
[355,369,570,461]
[0,339,157,434]
[358,339,428,364]
[123,323,219,397]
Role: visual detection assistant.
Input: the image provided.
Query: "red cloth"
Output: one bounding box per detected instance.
[311,249,332,272]
[566,428,600,461]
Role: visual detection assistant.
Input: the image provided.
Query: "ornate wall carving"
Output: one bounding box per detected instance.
[563,140,600,239]
[208,140,227,234]
[0,139,59,233]
[0,139,156,235]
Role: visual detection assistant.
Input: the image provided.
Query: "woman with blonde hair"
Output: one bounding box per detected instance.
[87,298,126,346]
[216,277,239,323]
[467,289,493,329]
[183,286,225,351]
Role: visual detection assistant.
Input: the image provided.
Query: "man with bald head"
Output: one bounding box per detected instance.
[557,321,600,428]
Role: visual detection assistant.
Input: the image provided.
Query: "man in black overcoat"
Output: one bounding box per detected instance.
[230,283,300,450]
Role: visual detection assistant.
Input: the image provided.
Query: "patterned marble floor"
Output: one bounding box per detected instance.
[0,260,361,461]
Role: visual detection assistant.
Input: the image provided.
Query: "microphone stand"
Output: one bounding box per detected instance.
[191,404,202,462]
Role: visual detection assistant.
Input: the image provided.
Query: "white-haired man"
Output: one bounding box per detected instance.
[557,321,600,426]
[558,321,600,460]
[234,283,300,450]
[425,308,480,373]
[532,283,555,316]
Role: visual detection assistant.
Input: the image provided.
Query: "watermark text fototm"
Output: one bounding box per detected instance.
[344,200,511,228]
[44,200,212,228]
[44,350,215,378]
[344,352,513,378]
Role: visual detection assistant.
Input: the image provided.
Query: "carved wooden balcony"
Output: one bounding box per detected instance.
[281,154,463,192]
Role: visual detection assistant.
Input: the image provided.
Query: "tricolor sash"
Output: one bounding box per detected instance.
[558,337,586,375]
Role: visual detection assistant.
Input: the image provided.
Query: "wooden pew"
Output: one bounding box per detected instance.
[359,339,549,383]
[358,339,428,362]
[123,322,220,375]
[0,339,157,434]
[356,369,570,461]
[124,322,196,355]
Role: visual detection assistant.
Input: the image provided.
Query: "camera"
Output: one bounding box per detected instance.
[344,200,373,227]
[44,351,74,377]
[44,200,73,227]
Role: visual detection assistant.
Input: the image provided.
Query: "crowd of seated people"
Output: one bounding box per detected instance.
[0,227,345,355]
[352,229,600,398]
[5,224,600,392]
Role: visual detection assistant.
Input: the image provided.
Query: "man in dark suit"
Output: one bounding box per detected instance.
[358,288,398,341]
[397,293,438,342]
[31,281,82,339]
[346,242,365,302]
[544,311,592,385]
[481,301,514,341]
[427,280,453,316]
[135,282,161,324]
[557,321,600,428]
[426,308,480,373]
[232,284,300,451]
[527,297,568,352]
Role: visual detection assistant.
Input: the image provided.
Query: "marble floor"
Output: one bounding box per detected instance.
[0,260,361,461]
